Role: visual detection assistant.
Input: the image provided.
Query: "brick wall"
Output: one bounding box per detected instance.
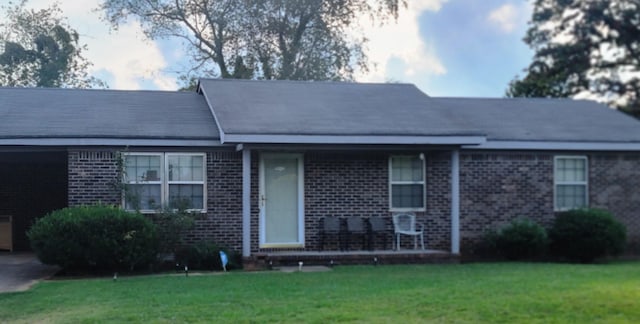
[590,153,640,250]
[459,152,554,252]
[184,151,243,251]
[67,149,244,251]
[67,149,640,256]
[254,151,452,252]
[68,150,121,206]
[459,151,640,253]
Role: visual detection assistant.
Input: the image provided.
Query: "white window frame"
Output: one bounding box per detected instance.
[554,155,588,212]
[122,152,207,213]
[389,154,426,212]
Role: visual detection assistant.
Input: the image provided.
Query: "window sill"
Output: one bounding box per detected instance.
[390,208,426,213]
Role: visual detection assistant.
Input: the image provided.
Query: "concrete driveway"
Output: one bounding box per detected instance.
[0,252,59,293]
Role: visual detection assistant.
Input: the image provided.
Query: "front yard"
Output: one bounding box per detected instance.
[1,262,639,323]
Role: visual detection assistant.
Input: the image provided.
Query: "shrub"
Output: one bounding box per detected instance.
[175,241,240,271]
[153,207,195,255]
[549,208,626,263]
[28,205,158,272]
[495,218,548,260]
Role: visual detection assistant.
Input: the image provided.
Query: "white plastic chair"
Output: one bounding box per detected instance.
[392,213,425,250]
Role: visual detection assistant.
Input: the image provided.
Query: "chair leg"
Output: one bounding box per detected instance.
[396,234,400,250]
[420,233,425,250]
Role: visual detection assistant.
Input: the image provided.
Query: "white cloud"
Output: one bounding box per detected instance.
[355,0,449,83]
[14,0,177,90]
[487,3,522,34]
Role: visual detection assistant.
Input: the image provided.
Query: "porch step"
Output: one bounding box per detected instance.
[244,250,459,270]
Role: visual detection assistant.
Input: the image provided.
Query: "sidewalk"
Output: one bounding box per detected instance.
[0,252,59,293]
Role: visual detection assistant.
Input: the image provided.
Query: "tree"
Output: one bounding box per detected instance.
[0,0,104,88]
[507,0,640,115]
[100,0,403,82]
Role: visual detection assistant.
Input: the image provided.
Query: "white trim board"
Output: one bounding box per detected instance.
[463,141,640,151]
[223,134,486,145]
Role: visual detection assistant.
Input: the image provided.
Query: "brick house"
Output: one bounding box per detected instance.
[2,79,640,260]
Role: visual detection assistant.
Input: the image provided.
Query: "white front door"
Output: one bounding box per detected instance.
[259,153,304,248]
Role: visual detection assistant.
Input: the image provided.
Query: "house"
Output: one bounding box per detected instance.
[1,79,640,261]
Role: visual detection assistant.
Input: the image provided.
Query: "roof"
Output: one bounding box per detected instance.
[0,87,220,146]
[4,79,640,151]
[432,97,640,150]
[197,79,485,145]
[198,78,640,150]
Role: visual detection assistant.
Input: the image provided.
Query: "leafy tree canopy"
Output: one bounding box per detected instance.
[100,0,404,83]
[507,0,640,115]
[0,0,105,88]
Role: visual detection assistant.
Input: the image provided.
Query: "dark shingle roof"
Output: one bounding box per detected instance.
[198,78,640,145]
[0,87,219,145]
[431,97,640,143]
[198,78,480,137]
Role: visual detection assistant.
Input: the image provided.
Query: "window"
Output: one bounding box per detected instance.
[123,153,206,212]
[389,155,425,211]
[554,156,588,211]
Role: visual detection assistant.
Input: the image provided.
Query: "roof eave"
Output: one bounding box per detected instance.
[0,138,225,147]
[464,140,640,151]
[222,134,487,145]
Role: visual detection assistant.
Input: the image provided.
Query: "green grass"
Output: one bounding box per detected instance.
[1,262,640,323]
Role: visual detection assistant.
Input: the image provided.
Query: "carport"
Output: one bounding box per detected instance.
[0,151,68,251]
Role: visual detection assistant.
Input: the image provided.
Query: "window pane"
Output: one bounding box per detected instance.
[125,155,161,182]
[169,184,204,209]
[556,184,586,210]
[169,155,204,181]
[391,184,424,209]
[391,156,423,182]
[556,158,586,182]
[125,184,161,210]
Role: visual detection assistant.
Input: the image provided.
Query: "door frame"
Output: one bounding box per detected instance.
[259,153,305,248]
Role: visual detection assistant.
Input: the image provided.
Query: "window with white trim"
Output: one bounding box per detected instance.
[554,156,588,211]
[389,155,425,211]
[123,153,206,212]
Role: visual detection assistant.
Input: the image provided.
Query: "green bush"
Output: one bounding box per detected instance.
[549,208,626,263]
[28,205,158,271]
[175,241,240,271]
[153,207,195,255]
[495,218,548,260]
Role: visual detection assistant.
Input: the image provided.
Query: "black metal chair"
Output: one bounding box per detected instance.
[346,217,367,250]
[320,216,343,250]
[368,217,389,251]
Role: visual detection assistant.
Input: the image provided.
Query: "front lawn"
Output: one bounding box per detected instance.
[1,262,639,323]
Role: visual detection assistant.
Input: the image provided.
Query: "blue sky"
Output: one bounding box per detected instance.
[14,0,534,97]
[418,0,532,97]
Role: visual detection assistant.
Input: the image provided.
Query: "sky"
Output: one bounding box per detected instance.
[9,0,534,97]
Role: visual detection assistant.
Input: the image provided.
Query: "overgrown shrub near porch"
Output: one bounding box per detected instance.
[28,205,158,272]
[175,240,240,271]
[549,208,626,263]
[480,218,548,260]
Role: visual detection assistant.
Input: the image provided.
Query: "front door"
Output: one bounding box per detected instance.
[259,153,304,248]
